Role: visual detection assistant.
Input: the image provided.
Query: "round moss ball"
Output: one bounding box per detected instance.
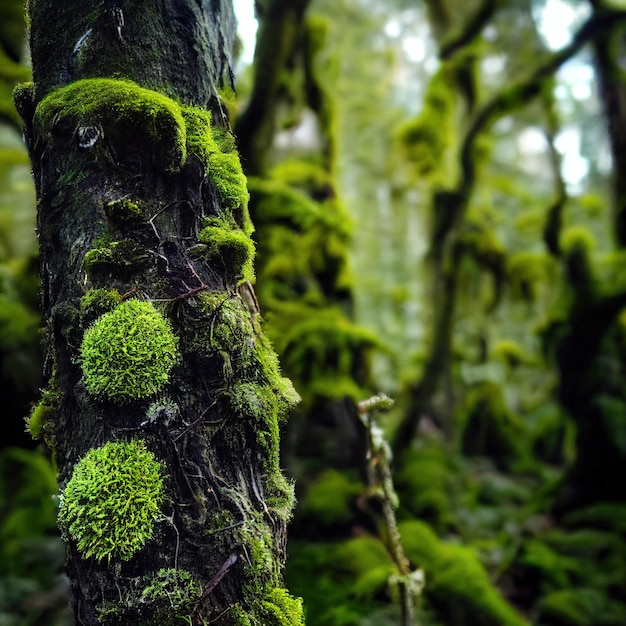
[80,299,178,403]
[58,439,164,562]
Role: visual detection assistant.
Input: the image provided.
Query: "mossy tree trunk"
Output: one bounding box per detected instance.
[16,1,303,625]
[236,0,375,472]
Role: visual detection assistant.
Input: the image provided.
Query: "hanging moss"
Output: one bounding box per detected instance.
[491,339,533,369]
[397,64,457,178]
[505,251,552,302]
[79,299,178,403]
[34,78,187,172]
[275,306,380,394]
[58,439,164,562]
[560,226,596,256]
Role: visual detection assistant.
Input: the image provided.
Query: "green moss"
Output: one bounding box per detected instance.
[80,299,178,403]
[560,226,596,255]
[104,198,145,222]
[229,381,296,521]
[395,444,459,532]
[183,292,255,366]
[459,381,528,470]
[207,151,250,211]
[198,219,256,283]
[79,288,122,324]
[27,388,60,440]
[248,177,322,231]
[399,520,528,626]
[258,587,305,626]
[34,78,187,172]
[83,239,152,279]
[139,568,202,624]
[491,339,533,368]
[96,567,201,625]
[58,439,164,562]
[505,251,552,302]
[182,106,250,225]
[269,159,332,196]
[398,64,456,178]
[272,306,379,392]
[181,106,220,160]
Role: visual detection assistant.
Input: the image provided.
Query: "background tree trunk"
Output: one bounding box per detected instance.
[17,1,303,624]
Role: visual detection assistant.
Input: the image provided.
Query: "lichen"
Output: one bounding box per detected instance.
[34,78,187,172]
[79,299,178,403]
[58,439,164,562]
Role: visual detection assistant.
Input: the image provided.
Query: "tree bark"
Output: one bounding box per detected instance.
[17,1,303,624]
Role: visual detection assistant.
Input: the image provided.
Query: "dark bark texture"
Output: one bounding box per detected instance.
[17,1,303,625]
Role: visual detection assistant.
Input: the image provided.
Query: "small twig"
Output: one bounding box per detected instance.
[359,394,423,626]
[200,554,238,600]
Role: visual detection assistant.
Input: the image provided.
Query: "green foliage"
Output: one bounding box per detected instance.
[0,448,69,625]
[458,381,527,470]
[287,537,396,626]
[299,469,362,527]
[34,78,187,172]
[538,588,626,626]
[58,439,164,562]
[79,299,178,403]
[395,444,460,532]
[399,520,528,626]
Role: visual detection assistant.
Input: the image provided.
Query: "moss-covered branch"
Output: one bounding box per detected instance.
[439,0,498,60]
[460,8,626,195]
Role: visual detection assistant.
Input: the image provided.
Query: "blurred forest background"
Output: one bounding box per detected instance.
[1,0,626,624]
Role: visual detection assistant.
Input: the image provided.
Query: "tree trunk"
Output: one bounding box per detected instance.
[17,1,303,624]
